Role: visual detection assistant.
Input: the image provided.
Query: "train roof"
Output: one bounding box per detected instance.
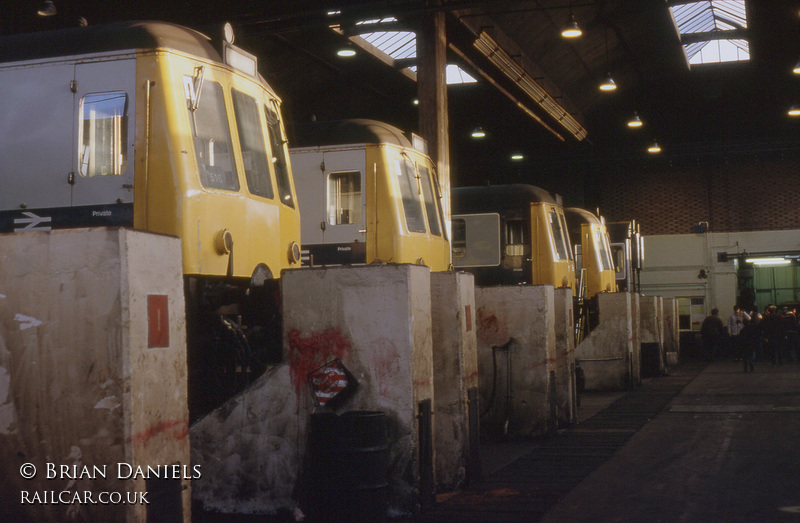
[290,119,415,149]
[565,207,602,226]
[0,21,221,64]
[452,184,558,214]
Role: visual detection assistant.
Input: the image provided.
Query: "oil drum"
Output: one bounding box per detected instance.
[305,411,389,522]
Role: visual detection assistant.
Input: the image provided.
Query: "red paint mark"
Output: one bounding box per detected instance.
[131,419,188,445]
[147,295,169,348]
[465,305,472,332]
[529,357,557,369]
[288,328,351,397]
[464,370,479,381]
[476,308,509,346]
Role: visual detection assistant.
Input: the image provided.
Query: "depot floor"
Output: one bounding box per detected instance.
[197,355,800,522]
[420,356,800,523]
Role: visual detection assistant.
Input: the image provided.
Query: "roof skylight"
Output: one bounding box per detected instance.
[670,0,749,65]
[351,19,477,84]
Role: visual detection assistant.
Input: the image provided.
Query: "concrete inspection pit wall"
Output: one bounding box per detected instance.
[475,285,556,438]
[0,228,190,523]
[576,292,636,391]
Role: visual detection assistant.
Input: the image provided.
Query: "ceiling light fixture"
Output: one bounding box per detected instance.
[561,14,582,38]
[599,73,617,91]
[788,104,800,116]
[647,141,661,153]
[745,257,791,266]
[598,24,617,92]
[337,48,356,57]
[511,153,524,161]
[471,127,486,138]
[37,0,56,16]
[627,112,643,128]
[793,58,800,74]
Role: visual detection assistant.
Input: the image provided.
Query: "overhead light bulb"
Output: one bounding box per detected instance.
[561,14,582,38]
[471,127,486,138]
[599,73,616,91]
[627,112,643,128]
[511,153,524,161]
[647,141,661,154]
[37,0,56,16]
[788,104,800,117]
[337,48,356,57]
[793,58,800,74]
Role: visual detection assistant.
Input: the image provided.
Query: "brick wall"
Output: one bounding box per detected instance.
[598,147,800,235]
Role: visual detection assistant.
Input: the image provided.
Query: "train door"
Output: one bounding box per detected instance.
[0,62,74,230]
[72,61,135,209]
[291,147,367,265]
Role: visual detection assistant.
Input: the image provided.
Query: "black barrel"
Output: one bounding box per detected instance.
[305,411,389,522]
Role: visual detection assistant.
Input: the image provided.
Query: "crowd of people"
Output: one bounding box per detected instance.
[700,303,800,371]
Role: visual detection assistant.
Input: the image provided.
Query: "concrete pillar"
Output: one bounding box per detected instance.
[575,293,634,391]
[475,285,556,438]
[631,293,642,386]
[191,264,434,517]
[431,271,478,491]
[0,228,190,522]
[553,287,577,426]
[640,295,665,377]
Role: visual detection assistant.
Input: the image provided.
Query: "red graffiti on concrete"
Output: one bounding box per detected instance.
[131,419,188,446]
[288,328,351,397]
[476,308,509,346]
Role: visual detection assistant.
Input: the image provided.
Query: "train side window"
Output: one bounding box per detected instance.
[451,213,502,267]
[418,165,441,236]
[328,171,361,225]
[78,91,128,177]
[549,211,569,261]
[505,219,528,256]
[231,89,273,199]
[395,158,427,233]
[611,244,626,276]
[265,102,295,208]
[190,81,238,191]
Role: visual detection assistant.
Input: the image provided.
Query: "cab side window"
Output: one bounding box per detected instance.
[395,158,427,233]
[79,92,128,177]
[232,89,273,199]
[418,165,442,236]
[265,102,295,208]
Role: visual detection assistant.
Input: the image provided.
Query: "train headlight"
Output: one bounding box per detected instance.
[214,229,233,255]
[288,241,301,264]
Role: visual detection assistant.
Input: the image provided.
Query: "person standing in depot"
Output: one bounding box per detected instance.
[739,316,758,372]
[728,305,751,360]
[761,306,785,364]
[701,308,726,361]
